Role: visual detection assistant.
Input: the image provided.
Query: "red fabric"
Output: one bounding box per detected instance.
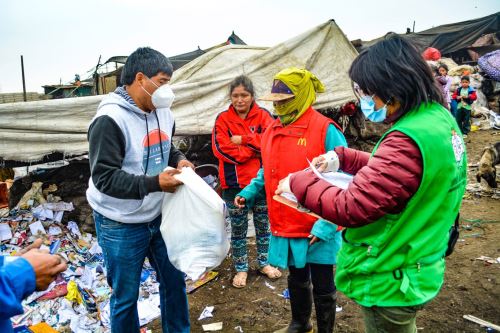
[335,146,370,175]
[422,47,441,61]
[261,107,341,237]
[289,131,423,228]
[212,103,273,189]
[339,101,357,116]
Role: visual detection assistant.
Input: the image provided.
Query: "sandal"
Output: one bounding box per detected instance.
[259,265,282,280]
[232,272,248,288]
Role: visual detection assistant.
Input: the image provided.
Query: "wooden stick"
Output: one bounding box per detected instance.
[463,315,500,331]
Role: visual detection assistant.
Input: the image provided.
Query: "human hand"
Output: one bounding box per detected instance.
[275,175,291,195]
[159,169,183,193]
[230,135,242,145]
[313,151,339,173]
[234,196,246,208]
[22,249,67,291]
[311,155,327,172]
[308,235,320,246]
[15,238,43,256]
[177,159,195,170]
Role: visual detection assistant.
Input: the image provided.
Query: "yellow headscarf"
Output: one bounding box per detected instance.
[273,67,325,124]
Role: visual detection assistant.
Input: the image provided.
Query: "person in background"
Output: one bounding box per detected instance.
[436,64,452,110]
[212,75,281,288]
[452,75,477,138]
[86,47,194,333]
[236,68,346,333]
[0,239,67,333]
[277,35,467,333]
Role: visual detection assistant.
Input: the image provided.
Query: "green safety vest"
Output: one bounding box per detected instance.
[335,102,467,307]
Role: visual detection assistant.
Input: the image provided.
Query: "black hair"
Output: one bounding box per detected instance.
[349,34,444,113]
[461,75,470,82]
[229,75,255,97]
[120,47,173,85]
[438,64,448,72]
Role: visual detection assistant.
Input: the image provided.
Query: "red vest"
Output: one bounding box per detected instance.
[261,107,340,237]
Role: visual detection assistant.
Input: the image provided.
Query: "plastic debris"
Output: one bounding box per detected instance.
[475,256,500,264]
[0,166,298,331]
[203,322,223,331]
[198,306,215,320]
[65,280,83,305]
[0,194,166,332]
[265,281,276,290]
[29,322,59,332]
[280,288,290,299]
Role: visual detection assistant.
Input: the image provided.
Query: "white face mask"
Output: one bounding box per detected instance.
[142,77,175,109]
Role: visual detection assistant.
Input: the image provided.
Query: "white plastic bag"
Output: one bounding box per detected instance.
[160,167,229,281]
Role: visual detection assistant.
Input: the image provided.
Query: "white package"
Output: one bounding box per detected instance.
[160,167,229,281]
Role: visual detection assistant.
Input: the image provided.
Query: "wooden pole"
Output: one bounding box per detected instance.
[20,55,27,102]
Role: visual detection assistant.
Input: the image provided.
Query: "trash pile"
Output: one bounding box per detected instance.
[1,182,163,332]
[428,56,500,131]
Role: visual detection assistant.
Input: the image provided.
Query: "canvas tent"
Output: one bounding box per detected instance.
[0,19,357,163]
[357,12,500,57]
[95,32,246,95]
[101,31,246,71]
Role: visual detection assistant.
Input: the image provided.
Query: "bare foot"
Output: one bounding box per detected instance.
[232,272,248,288]
[259,265,282,279]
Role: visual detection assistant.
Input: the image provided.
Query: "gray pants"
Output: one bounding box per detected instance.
[361,305,425,333]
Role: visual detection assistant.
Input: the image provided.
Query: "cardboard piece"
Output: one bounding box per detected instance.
[186,271,219,293]
[273,195,324,220]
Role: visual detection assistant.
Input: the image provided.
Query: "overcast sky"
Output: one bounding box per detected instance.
[0,0,498,93]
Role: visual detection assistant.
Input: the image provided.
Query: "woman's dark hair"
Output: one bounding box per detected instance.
[229,75,255,97]
[349,34,444,112]
[438,64,448,72]
[121,47,173,85]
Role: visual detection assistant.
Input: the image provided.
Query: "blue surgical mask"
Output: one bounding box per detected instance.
[359,95,387,123]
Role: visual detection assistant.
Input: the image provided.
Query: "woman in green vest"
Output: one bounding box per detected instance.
[276,34,467,332]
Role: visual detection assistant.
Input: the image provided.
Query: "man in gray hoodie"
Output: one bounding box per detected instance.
[86,47,193,333]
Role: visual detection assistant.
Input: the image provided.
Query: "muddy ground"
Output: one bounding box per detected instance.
[9,128,498,332]
[152,129,500,333]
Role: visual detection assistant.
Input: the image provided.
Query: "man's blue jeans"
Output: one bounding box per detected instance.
[94,211,190,333]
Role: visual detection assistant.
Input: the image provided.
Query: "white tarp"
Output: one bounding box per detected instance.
[0,20,357,162]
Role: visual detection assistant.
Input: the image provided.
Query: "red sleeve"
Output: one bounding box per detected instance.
[241,133,262,152]
[452,89,459,100]
[335,146,370,175]
[289,131,423,227]
[469,91,477,102]
[212,115,256,165]
[241,113,274,152]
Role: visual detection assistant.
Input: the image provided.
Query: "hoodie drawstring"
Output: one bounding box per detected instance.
[144,114,150,175]
[153,111,164,162]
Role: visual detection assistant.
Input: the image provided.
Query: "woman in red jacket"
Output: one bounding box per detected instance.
[212,75,281,288]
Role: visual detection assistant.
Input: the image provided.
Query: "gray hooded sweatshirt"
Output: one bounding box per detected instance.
[86,88,185,223]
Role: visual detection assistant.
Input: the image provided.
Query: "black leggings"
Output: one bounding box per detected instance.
[288,263,335,295]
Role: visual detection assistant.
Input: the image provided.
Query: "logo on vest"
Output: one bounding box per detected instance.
[451,130,465,164]
[297,138,307,146]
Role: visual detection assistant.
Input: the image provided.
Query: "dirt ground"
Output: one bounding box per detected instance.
[150,128,500,333]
